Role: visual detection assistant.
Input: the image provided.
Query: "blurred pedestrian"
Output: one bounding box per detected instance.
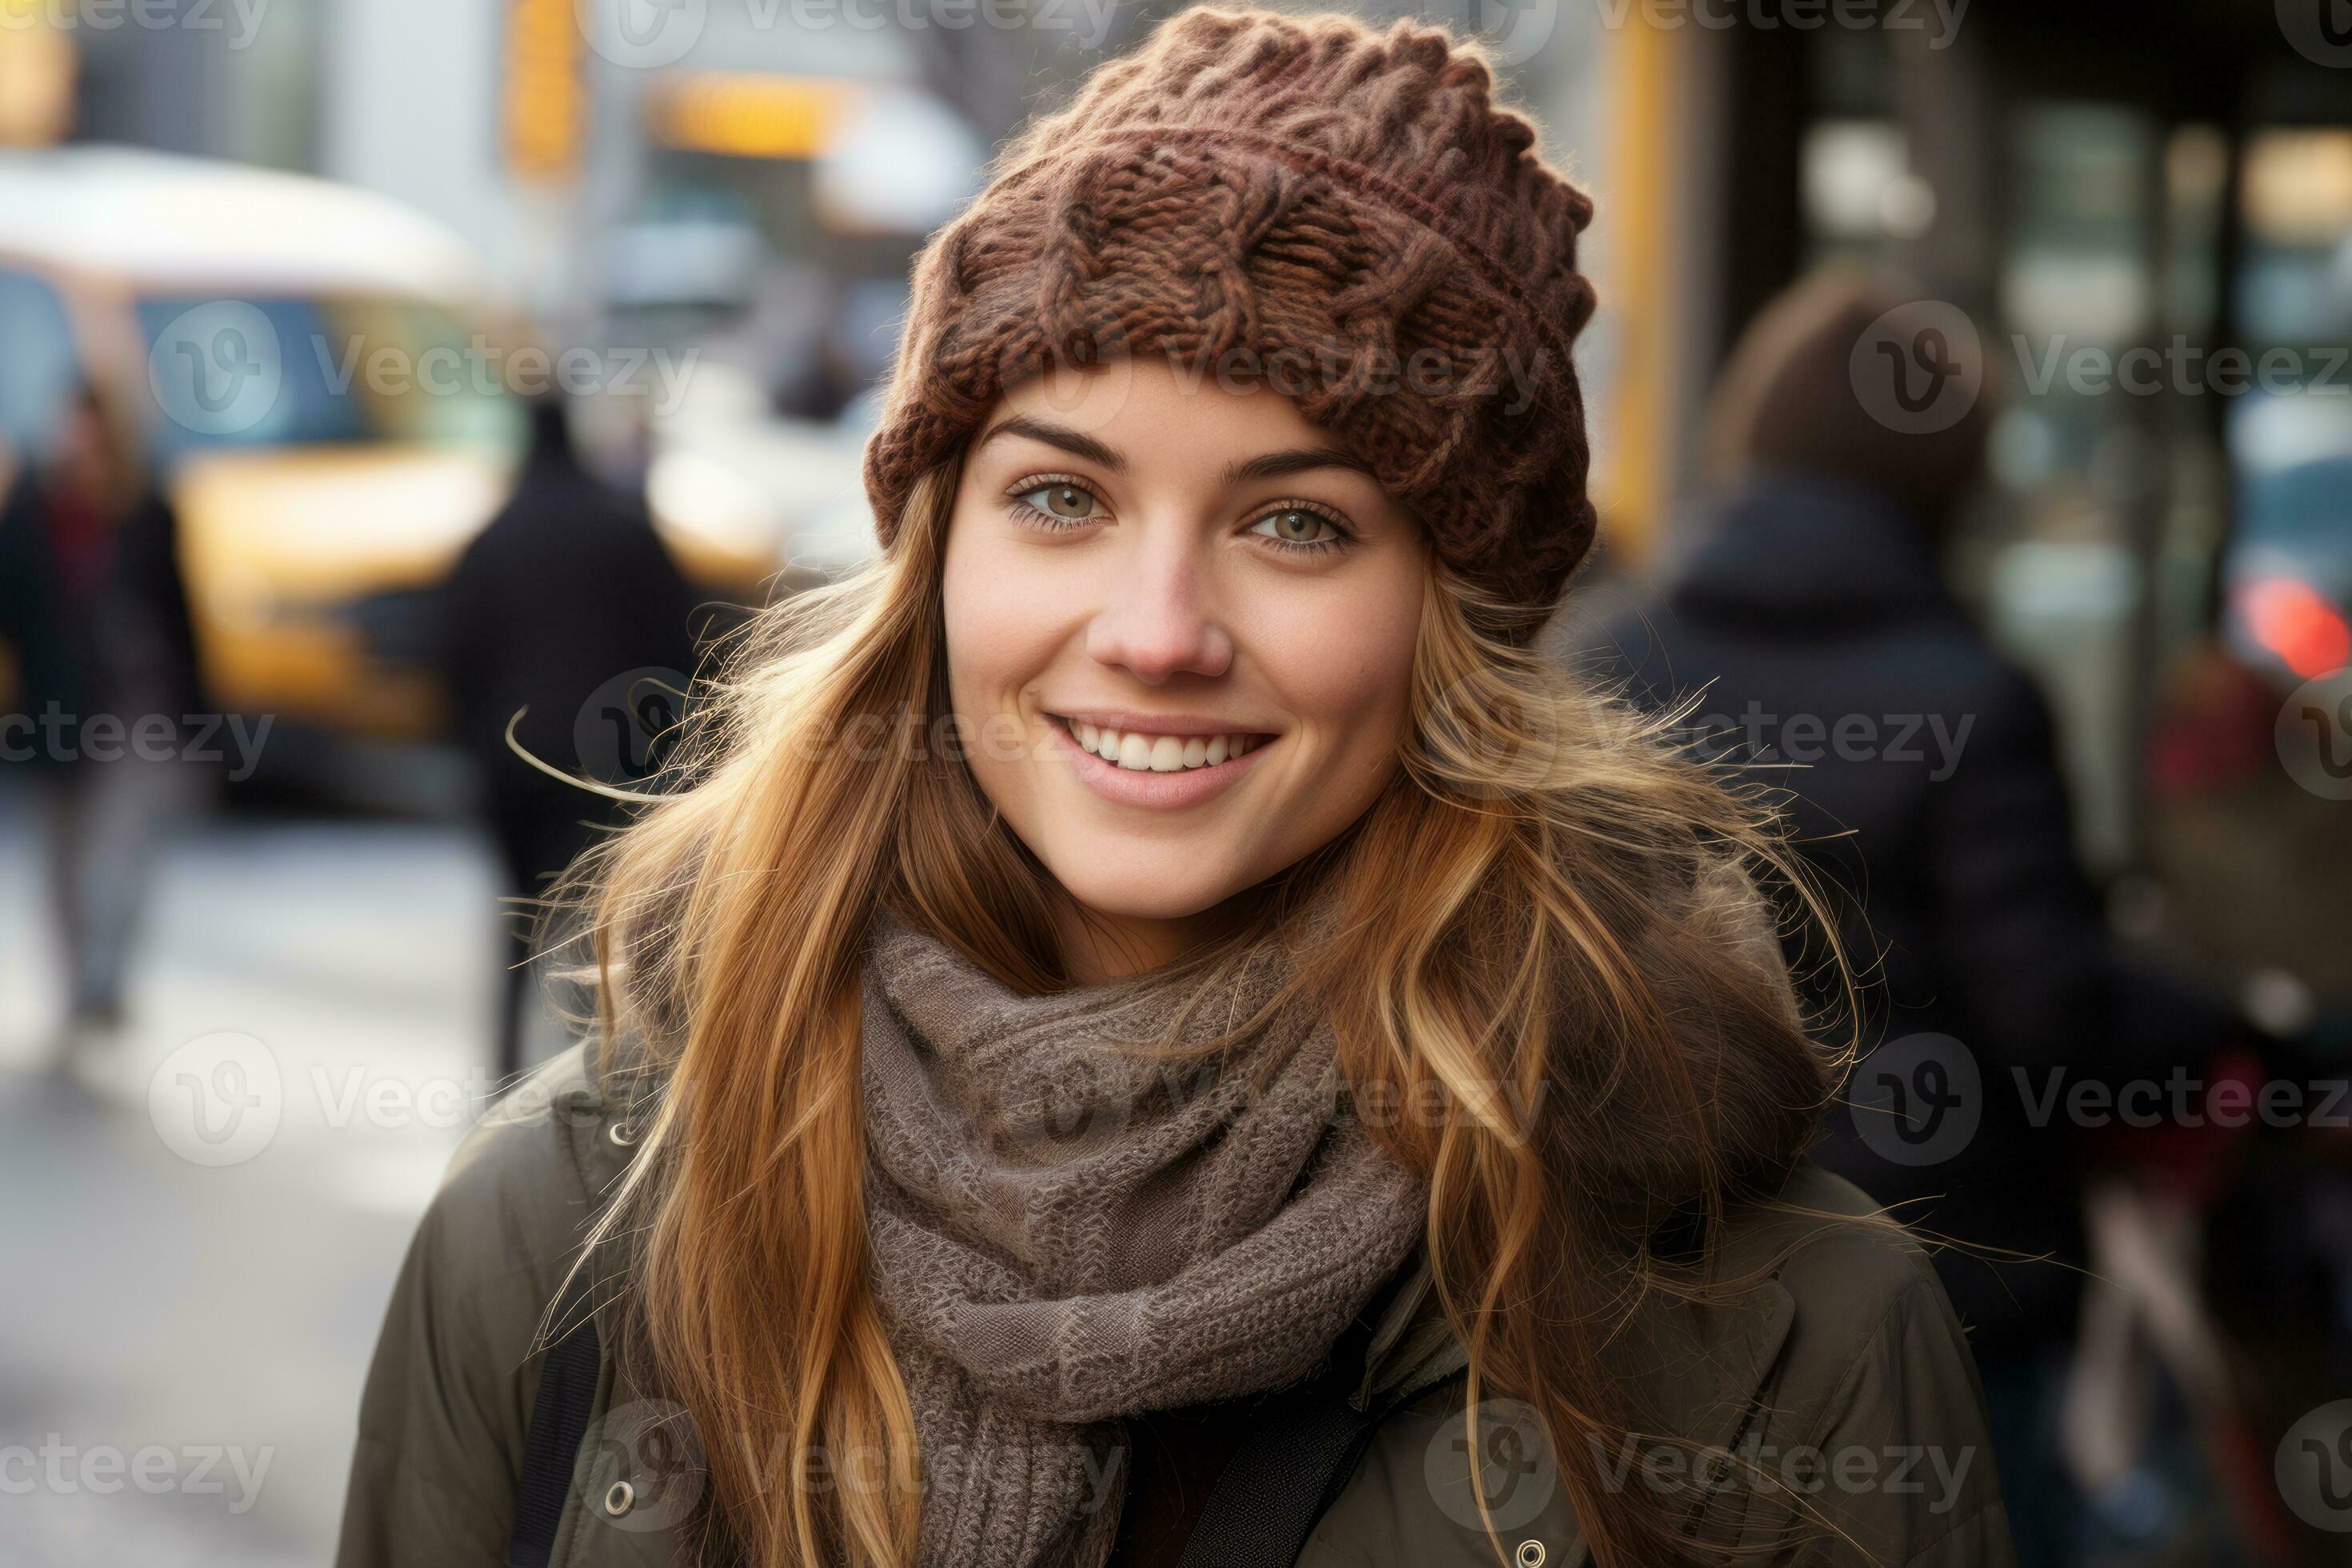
[1586,266,2262,1565]
[430,391,706,1080]
[0,384,210,1072]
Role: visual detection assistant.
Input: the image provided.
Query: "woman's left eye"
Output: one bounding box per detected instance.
[1247,506,1346,550]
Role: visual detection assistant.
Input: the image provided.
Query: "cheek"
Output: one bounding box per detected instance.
[1254,571,1421,766]
[941,514,1053,712]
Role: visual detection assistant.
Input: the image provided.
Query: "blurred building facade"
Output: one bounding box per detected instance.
[6,0,2346,932]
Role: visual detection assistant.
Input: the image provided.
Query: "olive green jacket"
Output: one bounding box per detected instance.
[335,1033,2015,1568]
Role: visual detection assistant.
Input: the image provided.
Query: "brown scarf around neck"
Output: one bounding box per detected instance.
[858,890,1430,1568]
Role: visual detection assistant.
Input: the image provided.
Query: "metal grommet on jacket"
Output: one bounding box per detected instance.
[1514,1542,1546,1567]
[602,1480,635,1518]
[608,1120,636,1148]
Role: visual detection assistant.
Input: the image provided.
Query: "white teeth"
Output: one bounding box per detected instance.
[1066,720,1262,774]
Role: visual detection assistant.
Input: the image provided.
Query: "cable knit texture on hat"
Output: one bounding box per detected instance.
[862,5,1601,635]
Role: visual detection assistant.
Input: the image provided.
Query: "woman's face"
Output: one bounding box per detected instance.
[942,353,1426,955]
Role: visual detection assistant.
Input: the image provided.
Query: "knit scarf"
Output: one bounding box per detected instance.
[858,893,1430,1568]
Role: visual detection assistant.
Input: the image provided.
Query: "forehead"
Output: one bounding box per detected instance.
[985,351,1348,468]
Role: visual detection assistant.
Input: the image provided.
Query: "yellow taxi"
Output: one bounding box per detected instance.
[0,146,824,741]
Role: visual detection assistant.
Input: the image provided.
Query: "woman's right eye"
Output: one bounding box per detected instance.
[1006,478,1106,526]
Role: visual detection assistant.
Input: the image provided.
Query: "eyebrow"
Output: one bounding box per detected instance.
[975,414,1125,472]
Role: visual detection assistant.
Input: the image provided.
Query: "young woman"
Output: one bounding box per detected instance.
[338,9,2014,1567]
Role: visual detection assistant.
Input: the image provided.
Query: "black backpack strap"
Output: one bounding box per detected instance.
[1174,1357,1455,1568]
[507,1307,604,1568]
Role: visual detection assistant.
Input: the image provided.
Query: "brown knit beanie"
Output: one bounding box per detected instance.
[861,5,1601,641]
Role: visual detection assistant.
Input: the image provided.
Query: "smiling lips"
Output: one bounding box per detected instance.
[1046,712,1274,809]
[1055,716,1267,774]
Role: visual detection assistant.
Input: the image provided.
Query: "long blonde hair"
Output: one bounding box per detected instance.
[551,446,1849,1566]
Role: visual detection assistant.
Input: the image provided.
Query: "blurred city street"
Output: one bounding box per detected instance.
[0,778,499,1567]
[2,0,2351,1562]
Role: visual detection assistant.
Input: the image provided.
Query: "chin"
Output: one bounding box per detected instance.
[1038,847,1255,926]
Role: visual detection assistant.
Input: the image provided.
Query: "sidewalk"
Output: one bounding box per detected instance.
[0,783,505,1566]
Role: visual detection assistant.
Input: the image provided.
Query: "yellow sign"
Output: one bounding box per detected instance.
[646,71,858,161]
[505,0,582,185]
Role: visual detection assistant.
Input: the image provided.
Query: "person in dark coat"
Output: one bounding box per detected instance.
[1,388,210,1062]
[1582,268,2259,1566]
[432,393,709,1079]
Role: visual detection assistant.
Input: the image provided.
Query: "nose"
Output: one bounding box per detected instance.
[1083,536,1234,685]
